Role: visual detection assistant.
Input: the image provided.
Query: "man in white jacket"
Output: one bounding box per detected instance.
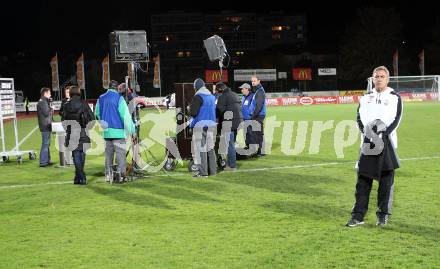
[346,66,403,227]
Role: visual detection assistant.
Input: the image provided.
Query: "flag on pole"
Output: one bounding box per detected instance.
[392,50,398,76]
[418,49,425,75]
[102,54,110,89]
[76,53,85,90]
[153,54,161,88]
[50,53,60,91]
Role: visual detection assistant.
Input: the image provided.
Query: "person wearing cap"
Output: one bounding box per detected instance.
[250,75,266,157]
[95,80,136,182]
[239,83,255,150]
[188,78,217,177]
[216,82,243,171]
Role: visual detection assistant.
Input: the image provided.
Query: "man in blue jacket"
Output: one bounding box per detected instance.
[250,75,266,157]
[95,80,135,182]
[189,78,217,177]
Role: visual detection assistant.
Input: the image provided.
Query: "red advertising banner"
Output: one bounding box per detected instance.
[400,92,437,102]
[265,96,359,107]
[264,93,436,108]
[338,96,360,104]
[312,96,338,105]
[205,70,228,83]
[292,68,312,80]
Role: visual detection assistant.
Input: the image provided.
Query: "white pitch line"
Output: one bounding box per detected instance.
[222,155,440,174]
[400,156,440,161]
[11,125,39,151]
[1,156,439,190]
[0,181,71,189]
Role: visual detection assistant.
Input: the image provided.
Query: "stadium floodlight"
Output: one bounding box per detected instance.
[203,35,228,81]
[109,30,149,63]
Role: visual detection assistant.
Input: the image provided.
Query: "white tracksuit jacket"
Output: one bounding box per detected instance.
[357,87,403,148]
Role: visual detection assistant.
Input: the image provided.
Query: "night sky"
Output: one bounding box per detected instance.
[3,1,438,54]
[1,0,439,98]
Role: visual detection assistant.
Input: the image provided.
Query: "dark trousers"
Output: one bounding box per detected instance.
[253,116,265,155]
[39,131,51,165]
[244,124,255,148]
[226,130,237,168]
[351,170,395,221]
[72,149,86,184]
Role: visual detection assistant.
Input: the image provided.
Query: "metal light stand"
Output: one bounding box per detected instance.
[124,64,167,182]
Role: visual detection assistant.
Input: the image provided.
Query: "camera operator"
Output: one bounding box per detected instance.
[61,86,94,185]
[95,80,136,183]
[188,78,217,178]
[215,82,243,171]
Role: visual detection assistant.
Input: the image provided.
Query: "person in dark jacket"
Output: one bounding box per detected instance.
[61,86,95,185]
[239,83,255,150]
[250,75,266,157]
[58,86,73,165]
[216,82,243,170]
[59,86,70,117]
[37,87,53,167]
[346,66,403,227]
[24,97,29,115]
[189,78,217,177]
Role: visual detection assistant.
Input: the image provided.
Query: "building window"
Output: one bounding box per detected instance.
[186,51,191,57]
[165,35,170,42]
[297,33,304,39]
[272,34,281,40]
[272,26,290,31]
[177,51,184,57]
[230,16,242,23]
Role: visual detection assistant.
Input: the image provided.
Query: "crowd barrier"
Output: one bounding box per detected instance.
[14,93,438,112]
[266,93,438,107]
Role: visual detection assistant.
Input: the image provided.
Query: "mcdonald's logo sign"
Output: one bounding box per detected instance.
[292,68,312,81]
[205,70,228,83]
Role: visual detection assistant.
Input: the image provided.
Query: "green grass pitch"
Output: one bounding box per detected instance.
[0,103,439,268]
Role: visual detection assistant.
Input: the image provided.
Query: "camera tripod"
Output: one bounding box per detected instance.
[124,103,171,182]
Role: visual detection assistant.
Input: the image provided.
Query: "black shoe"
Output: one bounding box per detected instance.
[346,218,365,227]
[39,162,54,167]
[376,215,389,226]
